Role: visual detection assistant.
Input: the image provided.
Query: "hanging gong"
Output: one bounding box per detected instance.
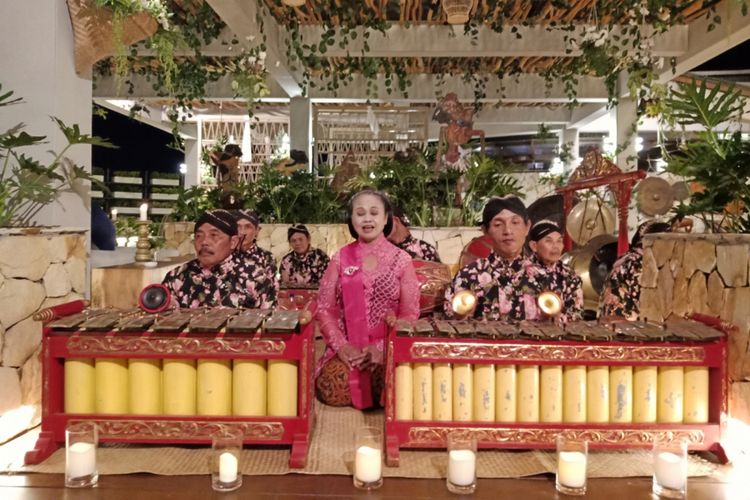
[671,180,690,202]
[562,234,618,311]
[566,199,616,246]
[636,177,674,216]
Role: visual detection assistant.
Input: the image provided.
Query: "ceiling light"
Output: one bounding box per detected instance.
[281,0,306,6]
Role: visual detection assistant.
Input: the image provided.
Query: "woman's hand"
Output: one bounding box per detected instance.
[358,345,384,372]
[337,343,366,370]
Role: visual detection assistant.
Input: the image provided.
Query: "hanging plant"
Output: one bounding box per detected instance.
[228,47,271,119]
[93,0,175,91]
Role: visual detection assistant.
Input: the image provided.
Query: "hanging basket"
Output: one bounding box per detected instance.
[442,0,472,24]
[66,0,158,76]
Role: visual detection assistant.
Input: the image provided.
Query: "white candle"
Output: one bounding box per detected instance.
[111,208,118,221]
[354,445,382,483]
[558,451,587,488]
[139,203,148,221]
[654,451,687,490]
[447,449,476,486]
[218,451,238,483]
[66,442,96,479]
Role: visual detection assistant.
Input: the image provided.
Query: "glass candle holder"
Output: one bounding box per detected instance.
[446,433,477,495]
[556,436,588,496]
[65,422,98,488]
[353,426,383,490]
[211,430,243,492]
[652,438,688,498]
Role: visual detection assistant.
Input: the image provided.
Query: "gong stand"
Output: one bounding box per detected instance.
[557,170,645,256]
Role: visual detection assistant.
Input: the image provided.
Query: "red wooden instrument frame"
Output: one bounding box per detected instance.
[25,319,315,469]
[384,326,728,467]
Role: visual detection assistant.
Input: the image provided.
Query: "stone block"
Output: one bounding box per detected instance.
[42,263,72,298]
[0,235,51,281]
[163,222,175,240]
[436,236,464,267]
[717,244,749,288]
[46,235,69,263]
[728,325,749,382]
[641,248,659,289]
[0,279,45,330]
[639,287,663,322]
[0,367,22,414]
[269,225,288,248]
[657,265,674,317]
[63,257,87,294]
[65,234,87,260]
[40,292,85,311]
[2,316,42,368]
[671,274,690,318]
[651,238,675,268]
[670,239,685,272]
[683,239,717,276]
[706,271,726,317]
[20,346,41,410]
[687,272,708,315]
[730,383,750,429]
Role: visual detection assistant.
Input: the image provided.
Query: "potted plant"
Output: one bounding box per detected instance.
[1,84,114,227]
[659,78,749,233]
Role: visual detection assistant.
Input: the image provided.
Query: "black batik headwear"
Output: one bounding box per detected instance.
[288,223,310,240]
[529,219,562,242]
[481,195,529,228]
[231,209,260,227]
[195,209,238,236]
[630,220,671,249]
[392,205,412,227]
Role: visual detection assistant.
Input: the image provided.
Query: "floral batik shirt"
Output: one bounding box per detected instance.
[238,243,278,290]
[280,248,330,286]
[444,253,531,321]
[598,248,642,320]
[395,235,441,262]
[162,253,277,309]
[521,255,584,323]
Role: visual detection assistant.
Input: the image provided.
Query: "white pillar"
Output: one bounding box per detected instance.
[0,1,93,229]
[289,96,312,171]
[561,127,580,170]
[183,138,201,188]
[614,73,638,170]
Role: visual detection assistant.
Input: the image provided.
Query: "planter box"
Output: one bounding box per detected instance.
[113,176,142,184]
[151,178,180,186]
[113,191,142,199]
[151,193,178,200]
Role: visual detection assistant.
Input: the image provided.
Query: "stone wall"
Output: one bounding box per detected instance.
[0,228,87,443]
[639,233,750,423]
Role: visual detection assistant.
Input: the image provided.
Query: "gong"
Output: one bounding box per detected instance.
[562,234,618,311]
[636,177,674,216]
[566,199,616,246]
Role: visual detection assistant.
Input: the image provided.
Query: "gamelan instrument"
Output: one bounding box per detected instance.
[25,300,316,468]
[635,177,674,216]
[384,315,728,466]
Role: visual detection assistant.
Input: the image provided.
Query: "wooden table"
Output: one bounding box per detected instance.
[0,473,738,500]
[91,258,189,309]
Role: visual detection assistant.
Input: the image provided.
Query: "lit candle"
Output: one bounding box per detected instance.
[139,203,148,221]
[354,445,382,483]
[654,451,686,490]
[110,208,118,221]
[447,449,476,487]
[66,441,96,479]
[558,450,587,488]
[218,451,238,483]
